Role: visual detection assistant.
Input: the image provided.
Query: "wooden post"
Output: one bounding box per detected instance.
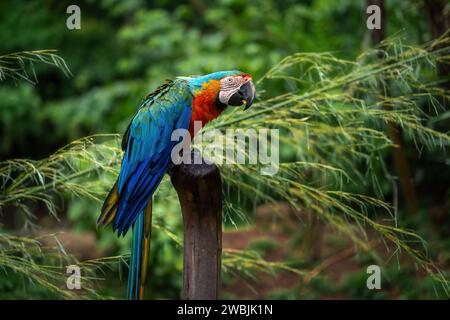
[169,150,222,300]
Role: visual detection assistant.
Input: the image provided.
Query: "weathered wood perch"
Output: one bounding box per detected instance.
[169,150,222,300]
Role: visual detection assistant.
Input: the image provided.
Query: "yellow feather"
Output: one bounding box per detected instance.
[98,182,119,226]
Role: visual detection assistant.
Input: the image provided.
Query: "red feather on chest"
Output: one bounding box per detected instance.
[189,80,224,137]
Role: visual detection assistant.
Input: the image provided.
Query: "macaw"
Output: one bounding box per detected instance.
[97,71,255,299]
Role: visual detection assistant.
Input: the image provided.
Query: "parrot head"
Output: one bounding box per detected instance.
[184,70,256,111]
[216,72,255,110]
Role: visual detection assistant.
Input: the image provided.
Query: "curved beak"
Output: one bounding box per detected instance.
[241,80,255,110]
[228,80,255,110]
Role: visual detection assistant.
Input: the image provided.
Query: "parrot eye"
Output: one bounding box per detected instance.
[222,76,239,88]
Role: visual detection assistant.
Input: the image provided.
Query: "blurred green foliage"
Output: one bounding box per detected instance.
[0,0,448,299]
[0,0,431,159]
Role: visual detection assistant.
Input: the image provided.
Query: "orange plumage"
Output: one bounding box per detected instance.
[189,79,224,137]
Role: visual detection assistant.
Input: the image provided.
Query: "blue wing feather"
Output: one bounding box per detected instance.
[112,80,192,236]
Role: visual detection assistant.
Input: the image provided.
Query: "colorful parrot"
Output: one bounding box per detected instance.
[97,71,255,299]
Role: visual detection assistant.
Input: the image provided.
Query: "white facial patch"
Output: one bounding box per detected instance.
[219,76,245,105]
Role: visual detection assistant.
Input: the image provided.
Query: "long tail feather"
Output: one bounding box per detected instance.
[127,199,152,300]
